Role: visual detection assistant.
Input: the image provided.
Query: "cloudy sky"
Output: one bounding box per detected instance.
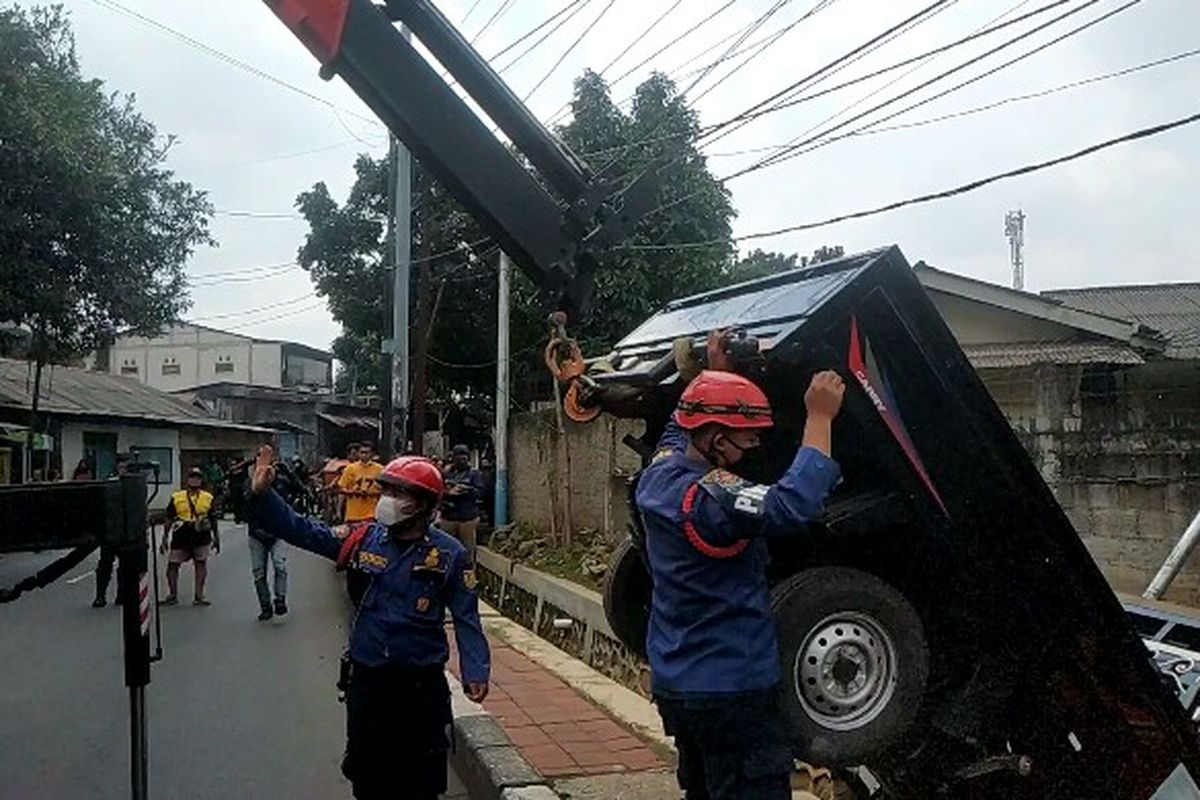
[58,0,1199,352]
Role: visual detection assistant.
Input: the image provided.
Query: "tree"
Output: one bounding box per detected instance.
[735,249,801,280]
[555,70,736,351]
[296,69,739,443]
[733,245,847,280]
[0,5,213,473]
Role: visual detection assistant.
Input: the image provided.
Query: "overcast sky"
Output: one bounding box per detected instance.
[57,0,1199,352]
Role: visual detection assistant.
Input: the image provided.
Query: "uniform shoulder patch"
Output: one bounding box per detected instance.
[698,469,770,517]
[652,447,675,463]
[462,567,478,591]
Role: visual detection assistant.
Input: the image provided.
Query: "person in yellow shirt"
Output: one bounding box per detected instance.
[161,467,220,606]
[338,441,383,522]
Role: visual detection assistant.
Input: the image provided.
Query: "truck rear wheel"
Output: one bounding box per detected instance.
[772,566,928,766]
[603,537,651,659]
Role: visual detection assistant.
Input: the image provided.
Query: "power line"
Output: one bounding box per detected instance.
[846,47,1200,139]
[490,0,590,62]
[590,0,956,197]
[209,140,363,170]
[188,261,298,280]
[678,0,793,99]
[696,0,955,147]
[642,0,1117,219]
[710,0,1069,132]
[189,293,317,322]
[608,0,741,89]
[213,210,307,221]
[495,0,595,73]
[543,0,685,126]
[190,264,299,286]
[619,109,1200,250]
[223,300,329,331]
[460,0,488,27]
[744,0,1138,176]
[685,0,840,106]
[470,0,518,44]
[523,0,618,102]
[88,0,381,129]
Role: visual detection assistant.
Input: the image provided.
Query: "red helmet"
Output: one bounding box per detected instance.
[674,370,774,430]
[377,456,444,500]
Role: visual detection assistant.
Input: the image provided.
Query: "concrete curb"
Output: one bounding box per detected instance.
[446,669,559,800]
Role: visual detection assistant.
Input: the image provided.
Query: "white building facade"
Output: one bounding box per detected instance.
[95,323,332,393]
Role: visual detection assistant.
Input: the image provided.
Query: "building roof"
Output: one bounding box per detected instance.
[0,358,271,431]
[962,341,1146,370]
[1043,283,1200,359]
[914,264,1165,351]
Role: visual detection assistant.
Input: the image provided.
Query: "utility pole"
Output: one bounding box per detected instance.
[494,252,511,527]
[387,27,414,457]
[1005,210,1026,291]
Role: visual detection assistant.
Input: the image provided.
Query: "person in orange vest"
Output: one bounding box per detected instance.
[338,441,383,523]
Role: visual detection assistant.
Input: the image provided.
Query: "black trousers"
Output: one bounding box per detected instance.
[655,686,793,800]
[94,545,117,600]
[343,663,451,800]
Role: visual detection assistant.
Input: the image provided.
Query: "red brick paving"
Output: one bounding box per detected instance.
[448,632,664,778]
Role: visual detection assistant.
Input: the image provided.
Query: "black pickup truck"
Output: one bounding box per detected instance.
[585,246,1200,799]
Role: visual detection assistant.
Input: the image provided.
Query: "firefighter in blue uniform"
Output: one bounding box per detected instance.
[636,332,845,800]
[244,445,490,800]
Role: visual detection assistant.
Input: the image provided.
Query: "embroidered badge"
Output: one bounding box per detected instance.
[462,568,478,591]
[423,548,441,570]
[416,597,431,613]
[358,551,389,569]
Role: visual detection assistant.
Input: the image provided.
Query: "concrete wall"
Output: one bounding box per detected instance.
[979,360,1200,604]
[508,411,644,542]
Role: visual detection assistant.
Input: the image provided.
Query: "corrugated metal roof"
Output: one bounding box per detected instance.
[963,341,1146,369]
[1044,284,1200,359]
[0,358,266,430]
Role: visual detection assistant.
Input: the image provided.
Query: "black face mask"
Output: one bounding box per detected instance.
[704,436,774,485]
[729,445,775,485]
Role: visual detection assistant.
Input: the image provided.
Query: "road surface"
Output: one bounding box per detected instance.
[0,522,468,799]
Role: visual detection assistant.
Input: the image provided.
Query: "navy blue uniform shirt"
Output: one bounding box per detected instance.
[441,465,483,522]
[636,422,840,695]
[246,489,490,683]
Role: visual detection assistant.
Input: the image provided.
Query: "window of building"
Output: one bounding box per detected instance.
[120,358,138,376]
[215,355,234,374]
[161,356,180,376]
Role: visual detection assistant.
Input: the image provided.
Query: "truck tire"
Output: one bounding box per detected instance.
[771,567,928,766]
[603,537,651,659]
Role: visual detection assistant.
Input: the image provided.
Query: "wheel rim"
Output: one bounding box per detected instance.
[793,611,898,732]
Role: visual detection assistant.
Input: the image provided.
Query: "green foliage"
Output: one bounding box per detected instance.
[0,5,213,362]
[557,70,736,351]
[733,245,847,281]
[296,69,738,404]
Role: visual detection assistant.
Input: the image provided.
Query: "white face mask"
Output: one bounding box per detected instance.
[375,494,422,527]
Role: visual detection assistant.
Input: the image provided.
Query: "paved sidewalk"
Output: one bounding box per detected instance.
[448,628,664,778]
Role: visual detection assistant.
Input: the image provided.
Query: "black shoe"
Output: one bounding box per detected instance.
[92,597,107,608]
[273,599,288,616]
[258,609,273,621]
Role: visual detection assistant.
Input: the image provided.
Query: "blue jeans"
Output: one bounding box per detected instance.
[248,534,287,612]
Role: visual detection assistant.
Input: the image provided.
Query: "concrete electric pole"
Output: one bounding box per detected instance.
[384,27,413,457]
[1005,210,1026,291]
[494,251,511,527]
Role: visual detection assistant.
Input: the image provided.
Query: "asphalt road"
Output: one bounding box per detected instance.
[0,522,468,800]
